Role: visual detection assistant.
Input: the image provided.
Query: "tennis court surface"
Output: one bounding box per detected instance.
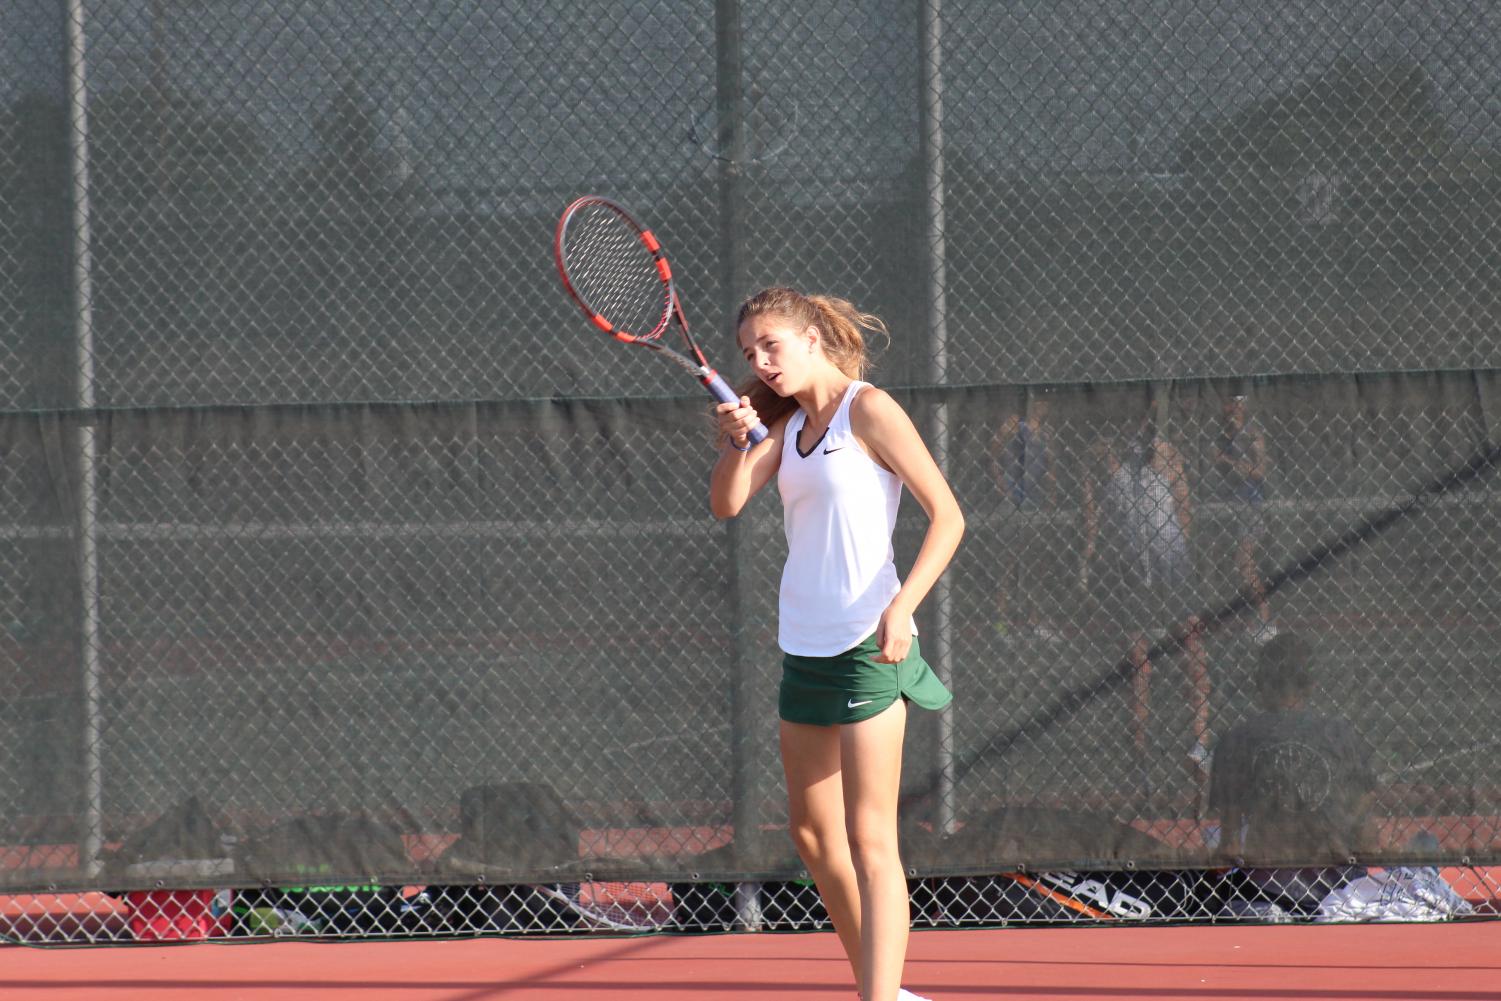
[3,920,1497,1000]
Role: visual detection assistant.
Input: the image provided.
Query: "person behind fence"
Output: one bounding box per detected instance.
[1208,631,1377,912]
[1214,392,1276,642]
[709,286,963,1001]
[1080,408,1210,795]
[988,389,1063,641]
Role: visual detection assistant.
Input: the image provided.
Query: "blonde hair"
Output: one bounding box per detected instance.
[730,287,888,429]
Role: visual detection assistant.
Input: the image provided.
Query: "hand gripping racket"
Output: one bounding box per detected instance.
[554,195,768,445]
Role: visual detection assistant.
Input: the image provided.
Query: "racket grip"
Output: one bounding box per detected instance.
[703,371,769,445]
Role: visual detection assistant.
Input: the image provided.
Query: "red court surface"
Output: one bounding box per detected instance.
[2,920,1498,1000]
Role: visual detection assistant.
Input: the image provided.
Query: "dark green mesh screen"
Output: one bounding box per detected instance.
[0,0,1498,907]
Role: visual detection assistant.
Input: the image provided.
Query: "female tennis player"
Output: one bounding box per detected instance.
[709,287,964,1001]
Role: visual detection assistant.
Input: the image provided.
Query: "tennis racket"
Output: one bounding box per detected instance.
[554,195,768,445]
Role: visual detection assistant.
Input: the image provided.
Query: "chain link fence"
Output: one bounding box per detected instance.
[1,0,1499,942]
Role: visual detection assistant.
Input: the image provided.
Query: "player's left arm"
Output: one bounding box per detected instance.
[853,388,965,664]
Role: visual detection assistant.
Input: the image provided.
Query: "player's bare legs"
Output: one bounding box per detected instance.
[781,720,863,989]
[841,700,909,1001]
[780,700,911,1001]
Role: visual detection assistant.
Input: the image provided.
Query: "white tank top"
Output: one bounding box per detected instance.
[777,381,912,656]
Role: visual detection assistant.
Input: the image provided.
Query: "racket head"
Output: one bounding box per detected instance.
[555,196,675,344]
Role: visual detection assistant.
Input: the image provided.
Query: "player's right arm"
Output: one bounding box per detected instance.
[710,398,786,519]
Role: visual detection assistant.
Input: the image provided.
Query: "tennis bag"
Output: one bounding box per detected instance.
[232,812,415,934]
[425,781,591,934]
[914,867,1203,924]
[451,781,581,868]
[104,795,237,942]
[908,807,1206,924]
[107,794,231,874]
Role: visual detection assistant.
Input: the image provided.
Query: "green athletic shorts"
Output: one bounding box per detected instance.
[779,633,953,726]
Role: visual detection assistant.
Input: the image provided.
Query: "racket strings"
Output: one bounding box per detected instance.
[563,205,670,340]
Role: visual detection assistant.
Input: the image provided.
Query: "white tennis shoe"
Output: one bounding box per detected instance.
[898,990,933,1001]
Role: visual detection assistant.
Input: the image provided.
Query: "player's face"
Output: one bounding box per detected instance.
[738,315,817,397]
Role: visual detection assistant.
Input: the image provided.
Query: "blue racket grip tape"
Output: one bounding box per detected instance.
[703,370,769,445]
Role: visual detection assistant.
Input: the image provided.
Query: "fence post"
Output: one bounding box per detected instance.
[919,0,957,839]
[65,0,105,882]
[716,0,764,932]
